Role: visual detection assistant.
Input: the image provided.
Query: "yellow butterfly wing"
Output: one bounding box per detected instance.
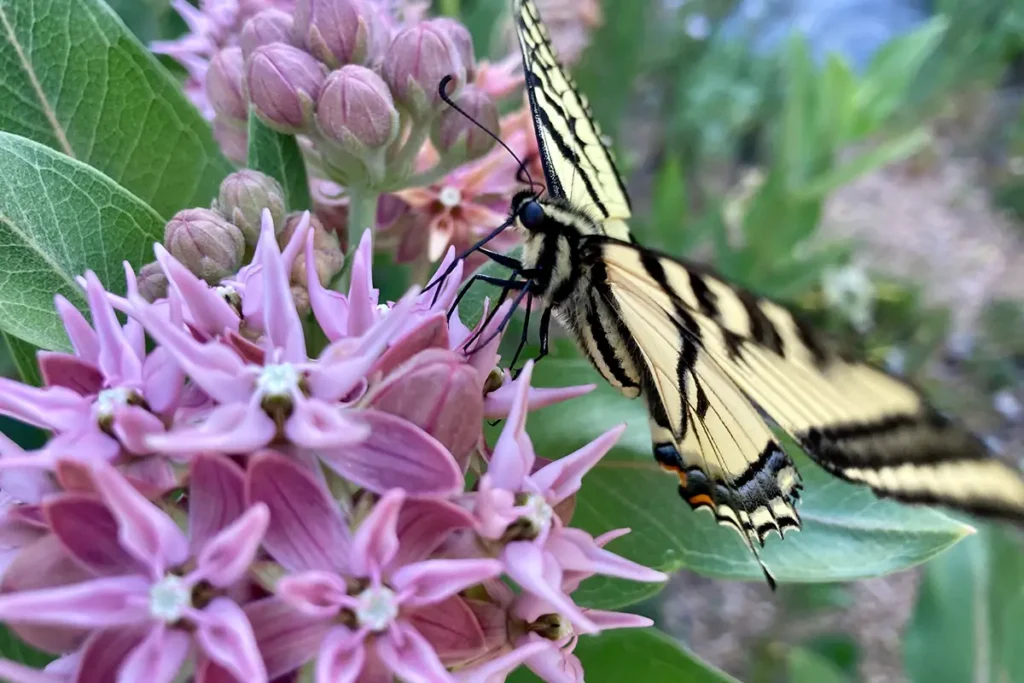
[591,238,1024,523]
[513,0,632,239]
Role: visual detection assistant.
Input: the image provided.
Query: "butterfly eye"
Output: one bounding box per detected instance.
[520,201,545,229]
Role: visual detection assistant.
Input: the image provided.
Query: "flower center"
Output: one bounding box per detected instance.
[523,494,554,530]
[95,387,132,420]
[438,186,462,208]
[256,363,300,398]
[354,585,400,632]
[149,575,191,623]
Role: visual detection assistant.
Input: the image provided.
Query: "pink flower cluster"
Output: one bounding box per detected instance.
[0,210,665,682]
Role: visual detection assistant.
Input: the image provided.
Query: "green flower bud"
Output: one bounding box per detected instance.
[278,212,344,286]
[383,21,466,119]
[293,0,385,69]
[245,43,328,133]
[206,47,247,122]
[316,65,400,156]
[164,209,246,284]
[240,9,295,60]
[136,262,168,303]
[432,85,497,162]
[215,170,287,248]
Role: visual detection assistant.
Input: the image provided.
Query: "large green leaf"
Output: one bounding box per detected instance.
[513,350,973,599]
[105,0,175,44]
[0,0,233,218]
[787,647,851,683]
[904,525,1024,683]
[0,132,165,351]
[2,333,42,385]
[508,628,738,683]
[247,113,312,212]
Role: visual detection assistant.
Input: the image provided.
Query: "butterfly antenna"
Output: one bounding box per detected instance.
[438,75,539,192]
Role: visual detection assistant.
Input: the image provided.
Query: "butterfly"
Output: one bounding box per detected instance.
[438,0,1024,584]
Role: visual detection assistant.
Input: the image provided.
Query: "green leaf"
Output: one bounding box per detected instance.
[456,246,524,330]
[0,624,53,669]
[0,132,165,351]
[104,0,174,44]
[780,35,816,191]
[508,628,738,683]
[787,647,851,683]
[647,155,689,253]
[520,352,974,590]
[247,112,312,212]
[0,0,233,218]
[2,333,41,386]
[904,525,1024,683]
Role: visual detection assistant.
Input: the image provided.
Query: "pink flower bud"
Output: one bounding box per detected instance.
[245,43,328,133]
[432,85,497,161]
[278,212,343,285]
[293,0,385,68]
[316,65,399,154]
[212,116,248,165]
[137,261,169,302]
[206,47,248,122]
[383,21,466,118]
[429,18,475,80]
[216,170,287,248]
[164,208,246,284]
[240,9,295,60]
[365,349,483,470]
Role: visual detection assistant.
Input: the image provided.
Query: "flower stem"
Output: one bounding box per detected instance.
[439,0,460,18]
[340,188,379,291]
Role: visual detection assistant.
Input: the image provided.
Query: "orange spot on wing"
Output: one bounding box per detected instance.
[688,494,714,508]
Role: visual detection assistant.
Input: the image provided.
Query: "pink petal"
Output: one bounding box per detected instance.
[257,209,307,363]
[246,451,351,572]
[407,595,485,662]
[54,295,99,363]
[284,397,371,450]
[194,658,243,683]
[194,598,268,683]
[196,504,269,587]
[188,455,247,553]
[461,300,512,378]
[376,621,452,683]
[454,641,551,683]
[118,458,179,500]
[0,575,150,628]
[154,244,239,336]
[483,379,596,420]
[44,493,142,576]
[473,476,519,540]
[530,425,625,504]
[146,402,277,455]
[141,346,185,415]
[127,294,250,403]
[391,559,503,608]
[36,352,103,395]
[245,597,331,678]
[349,489,404,577]
[111,405,166,455]
[546,527,667,584]
[0,461,56,506]
[276,571,350,618]
[0,378,88,432]
[315,627,366,683]
[305,230,349,341]
[92,462,189,576]
[118,626,191,683]
[421,248,463,314]
[502,541,597,634]
[524,635,584,683]
[586,609,654,630]
[0,659,61,682]
[75,626,149,683]
[486,361,535,491]
[392,498,475,568]
[0,509,46,580]
[371,314,450,377]
[319,410,461,497]
[346,229,380,338]
[84,271,142,386]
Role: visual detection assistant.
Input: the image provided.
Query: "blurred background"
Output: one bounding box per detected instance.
[25,0,1024,681]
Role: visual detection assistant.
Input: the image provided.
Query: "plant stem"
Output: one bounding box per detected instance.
[438,0,460,18]
[340,187,379,291]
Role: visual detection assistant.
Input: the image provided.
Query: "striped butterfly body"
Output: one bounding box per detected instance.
[460,0,1024,581]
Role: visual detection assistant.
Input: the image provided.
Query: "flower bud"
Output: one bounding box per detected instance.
[212,116,248,165]
[429,18,475,80]
[432,86,497,161]
[137,262,169,302]
[279,212,343,285]
[216,170,287,248]
[365,349,483,470]
[316,65,400,156]
[294,0,385,68]
[383,21,466,118]
[246,43,328,133]
[206,47,248,122]
[240,9,295,60]
[164,209,246,284]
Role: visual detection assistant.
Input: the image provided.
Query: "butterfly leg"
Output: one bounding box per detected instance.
[465,280,535,354]
[478,247,525,271]
[511,303,550,380]
[507,292,534,378]
[447,272,522,320]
